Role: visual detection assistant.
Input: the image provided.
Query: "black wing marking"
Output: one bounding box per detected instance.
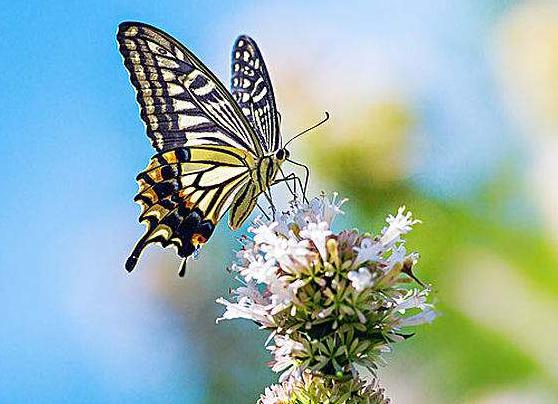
[117,22,265,155]
[231,35,281,152]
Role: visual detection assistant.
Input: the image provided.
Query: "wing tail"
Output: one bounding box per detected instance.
[125,231,151,272]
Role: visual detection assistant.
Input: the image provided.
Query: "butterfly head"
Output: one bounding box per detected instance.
[274,148,290,162]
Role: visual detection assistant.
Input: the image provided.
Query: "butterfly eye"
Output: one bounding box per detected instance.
[275,149,286,160]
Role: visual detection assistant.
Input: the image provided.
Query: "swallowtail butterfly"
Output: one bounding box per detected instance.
[117,22,293,275]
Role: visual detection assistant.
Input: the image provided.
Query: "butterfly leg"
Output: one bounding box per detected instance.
[256,201,272,220]
[273,173,308,202]
[291,175,306,202]
[263,188,277,219]
[277,168,298,200]
[286,159,310,203]
[273,171,305,202]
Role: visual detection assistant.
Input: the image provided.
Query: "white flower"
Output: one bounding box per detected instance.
[241,255,278,284]
[268,275,304,314]
[216,296,275,328]
[289,192,348,228]
[380,206,421,248]
[258,381,293,404]
[249,220,313,270]
[263,236,312,271]
[354,238,382,266]
[281,238,313,270]
[348,267,375,291]
[319,192,348,226]
[397,306,436,327]
[384,244,407,273]
[274,212,292,237]
[250,220,281,246]
[268,335,304,380]
[394,288,430,312]
[217,193,435,394]
[299,221,331,260]
[234,238,256,265]
[233,280,269,306]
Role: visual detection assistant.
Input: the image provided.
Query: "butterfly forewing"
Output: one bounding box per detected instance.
[231,35,281,152]
[117,22,264,154]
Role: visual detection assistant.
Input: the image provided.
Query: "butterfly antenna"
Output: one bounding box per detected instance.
[284,112,330,148]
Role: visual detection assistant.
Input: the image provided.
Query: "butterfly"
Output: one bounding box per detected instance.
[117,21,307,276]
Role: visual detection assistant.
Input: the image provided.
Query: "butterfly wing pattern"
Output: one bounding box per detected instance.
[117,22,282,275]
[231,35,281,152]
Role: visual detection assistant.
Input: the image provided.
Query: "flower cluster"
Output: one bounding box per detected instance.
[216,193,435,402]
[259,369,390,404]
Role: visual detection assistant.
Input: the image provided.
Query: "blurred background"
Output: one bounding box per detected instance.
[1,1,557,402]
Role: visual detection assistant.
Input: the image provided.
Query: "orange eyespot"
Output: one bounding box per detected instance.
[191,233,207,247]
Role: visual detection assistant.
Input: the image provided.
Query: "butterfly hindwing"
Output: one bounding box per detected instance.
[231,35,281,152]
[126,145,252,274]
